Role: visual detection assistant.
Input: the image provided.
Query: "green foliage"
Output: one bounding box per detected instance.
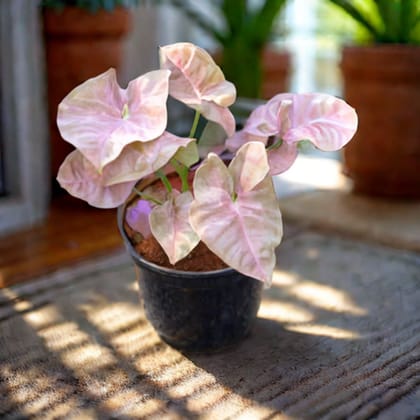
[164,0,287,49]
[40,0,139,12]
[327,0,420,44]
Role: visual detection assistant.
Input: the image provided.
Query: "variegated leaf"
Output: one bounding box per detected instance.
[150,191,200,265]
[190,142,283,284]
[57,68,170,171]
[160,42,236,136]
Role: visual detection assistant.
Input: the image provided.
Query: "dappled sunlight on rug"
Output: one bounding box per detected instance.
[0,232,419,419]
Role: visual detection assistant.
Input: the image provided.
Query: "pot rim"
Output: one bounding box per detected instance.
[117,205,236,279]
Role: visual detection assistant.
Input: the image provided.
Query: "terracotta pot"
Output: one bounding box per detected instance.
[117,204,263,353]
[341,45,420,198]
[42,7,133,191]
[261,48,291,99]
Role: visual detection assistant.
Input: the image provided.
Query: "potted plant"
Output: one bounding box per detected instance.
[159,0,290,100]
[326,0,420,198]
[40,0,139,191]
[55,42,358,352]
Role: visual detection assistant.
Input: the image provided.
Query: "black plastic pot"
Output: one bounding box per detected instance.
[117,205,263,352]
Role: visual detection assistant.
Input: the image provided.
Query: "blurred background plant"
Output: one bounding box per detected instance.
[326,0,420,44]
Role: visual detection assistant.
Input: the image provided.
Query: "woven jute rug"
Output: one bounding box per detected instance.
[1,229,419,419]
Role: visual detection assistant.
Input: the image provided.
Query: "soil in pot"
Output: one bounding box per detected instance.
[125,220,228,272]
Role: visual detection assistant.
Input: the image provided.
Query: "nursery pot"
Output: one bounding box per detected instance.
[341,45,420,198]
[117,205,263,353]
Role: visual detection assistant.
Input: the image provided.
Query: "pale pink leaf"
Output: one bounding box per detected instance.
[190,153,234,203]
[251,93,358,150]
[226,130,298,175]
[150,191,200,265]
[225,130,267,153]
[190,143,282,284]
[228,93,357,174]
[126,199,153,238]
[242,93,294,138]
[56,149,135,208]
[199,100,236,137]
[160,42,236,136]
[57,68,170,170]
[224,96,293,153]
[282,93,358,150]
[228,141,270,192]
[267,141,299,175]
[103,132,195,185]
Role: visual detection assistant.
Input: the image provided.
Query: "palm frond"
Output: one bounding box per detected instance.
[328,0,383,40]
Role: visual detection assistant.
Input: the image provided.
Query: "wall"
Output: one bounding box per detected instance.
[0,0,49,236]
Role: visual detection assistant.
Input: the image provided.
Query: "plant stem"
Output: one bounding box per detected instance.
[156,170,173,193]
[171,159,190,193]
[189,110,201,139]
[267,138,283,151]
[133,188,163,205]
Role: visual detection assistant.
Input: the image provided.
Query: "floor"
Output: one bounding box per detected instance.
[0,195,124,288]
[1,190,419,418]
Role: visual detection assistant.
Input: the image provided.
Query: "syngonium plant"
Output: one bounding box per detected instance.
[56,42,358,285]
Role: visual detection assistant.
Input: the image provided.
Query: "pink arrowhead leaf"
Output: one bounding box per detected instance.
[281,93,358,151]
[226,130,298,176]
[190,142,283,284]
[149,190,200,265]
[56,149,136,208]
[56,132,194,207]
[228,140,271,193]
[240,94,294,138]
[160,42,236,136]
[226,93,357,175]
[103,132,195,185]
[226,130,268,153]
[57,68,170,171]
[267,141,299,175]
[246,93,358,150]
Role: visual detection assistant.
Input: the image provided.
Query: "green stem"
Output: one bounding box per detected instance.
[133,188,163,205]
[267,138,283,151]
[189,110,201,139]
[156,169,172,193]
[170,158,190,193]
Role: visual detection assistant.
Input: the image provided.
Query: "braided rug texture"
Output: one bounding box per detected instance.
[0,230,419,419]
